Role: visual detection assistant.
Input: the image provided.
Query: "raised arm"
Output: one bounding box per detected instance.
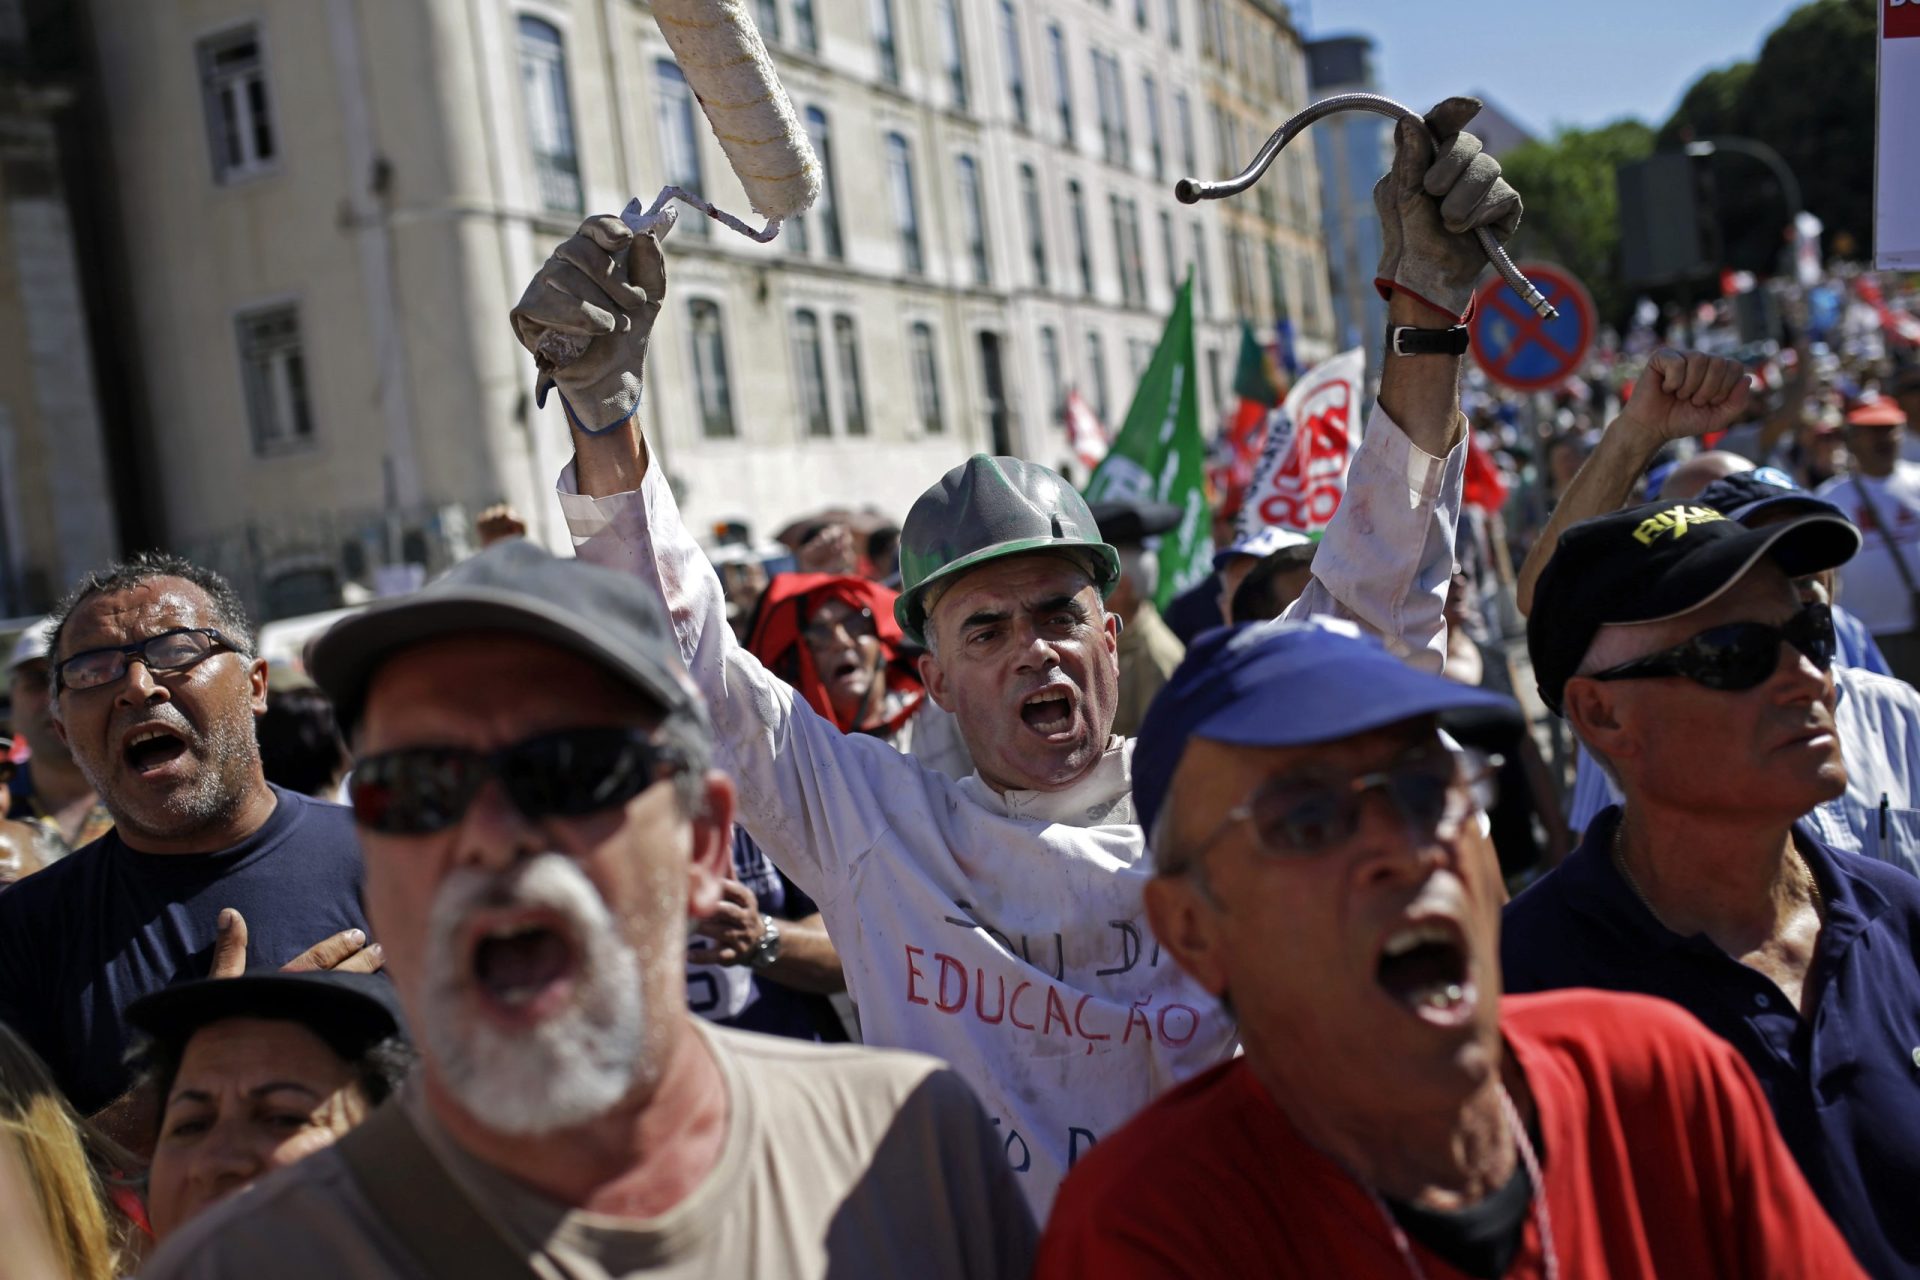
[1514,349,1754,615]
[509,217,911,903]
[1282,99,1519,671]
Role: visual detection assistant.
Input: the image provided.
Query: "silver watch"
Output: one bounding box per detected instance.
[748,915,782,970]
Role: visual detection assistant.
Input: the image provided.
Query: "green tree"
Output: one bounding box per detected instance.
[1497,120,1656,325]
[1661,0,1874,271]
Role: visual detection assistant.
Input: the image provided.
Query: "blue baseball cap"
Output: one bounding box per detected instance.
[1131,617,1518,839]
[1696,468,1848,527]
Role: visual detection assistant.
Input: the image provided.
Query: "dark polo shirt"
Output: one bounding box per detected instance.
[1503,806,1920,1277]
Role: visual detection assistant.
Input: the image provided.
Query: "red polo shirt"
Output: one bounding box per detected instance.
[1035,990,1862,1278]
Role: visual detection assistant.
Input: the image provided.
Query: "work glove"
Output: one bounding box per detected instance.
[1373,97,1523,322]
[510,214,666,435]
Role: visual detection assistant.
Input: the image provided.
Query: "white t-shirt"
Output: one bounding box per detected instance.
[558,404,1464,1215]
[1818,464,1920,634]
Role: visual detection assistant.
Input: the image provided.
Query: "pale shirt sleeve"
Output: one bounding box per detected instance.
[1278,400,1467,673]
[556,450,912,906]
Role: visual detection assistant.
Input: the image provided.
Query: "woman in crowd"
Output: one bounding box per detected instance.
[0,1024,142,1279]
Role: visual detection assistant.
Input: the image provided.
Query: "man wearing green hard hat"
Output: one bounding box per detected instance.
[511,98,1520,1216]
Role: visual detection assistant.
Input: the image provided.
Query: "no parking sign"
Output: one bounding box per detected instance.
[1469,264,1595,392]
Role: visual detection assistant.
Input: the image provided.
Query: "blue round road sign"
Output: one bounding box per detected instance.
[1469,263,1595,392]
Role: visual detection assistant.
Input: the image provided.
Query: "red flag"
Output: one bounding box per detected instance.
[1463,432,1510,513]
[1065,389,1110,471]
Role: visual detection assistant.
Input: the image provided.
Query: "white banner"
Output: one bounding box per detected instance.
[1236,347,1366,541]
[1879,0,1920,268]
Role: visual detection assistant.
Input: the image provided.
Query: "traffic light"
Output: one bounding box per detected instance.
[1616,153,1722,288]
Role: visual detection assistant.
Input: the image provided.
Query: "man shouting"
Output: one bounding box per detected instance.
[513,100,1521,1211]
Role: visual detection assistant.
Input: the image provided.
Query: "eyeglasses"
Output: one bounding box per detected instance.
[802,606,876,648]
[54,628,238,693]
[1188,746,1500,862]
[1587,602,1833,695]
[348,727,688,836]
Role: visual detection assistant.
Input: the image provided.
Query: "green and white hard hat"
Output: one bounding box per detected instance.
[895,454,1121,646]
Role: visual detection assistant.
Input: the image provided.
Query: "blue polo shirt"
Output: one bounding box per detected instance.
[1503,806,1920,1278]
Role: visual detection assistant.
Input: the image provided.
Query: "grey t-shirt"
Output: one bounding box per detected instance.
[139,1021,1036,1279]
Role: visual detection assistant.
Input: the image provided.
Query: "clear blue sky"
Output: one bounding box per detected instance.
[1296,0,1806,136]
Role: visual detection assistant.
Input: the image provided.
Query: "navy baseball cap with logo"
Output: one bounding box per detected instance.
[1695,467,1847,527]
[1130,617,1517,840]
[1527,500,1860,715]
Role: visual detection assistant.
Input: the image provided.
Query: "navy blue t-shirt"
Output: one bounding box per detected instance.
[0,785,369,1113]
[1503,806,1920,1279]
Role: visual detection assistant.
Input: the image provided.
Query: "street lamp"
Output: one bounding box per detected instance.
[1683,136,1804,216]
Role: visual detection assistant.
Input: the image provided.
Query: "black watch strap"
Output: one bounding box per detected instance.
[1387,324,1470,356]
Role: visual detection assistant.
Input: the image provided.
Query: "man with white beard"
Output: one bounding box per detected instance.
[139,539,1036,1279]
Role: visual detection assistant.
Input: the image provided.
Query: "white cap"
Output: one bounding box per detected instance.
[6,618,52,672]
[1212,526,1313,570]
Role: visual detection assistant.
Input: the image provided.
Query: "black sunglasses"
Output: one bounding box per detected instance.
[1189,746,1499,861]
[1588,602,1834,695]
[348,727,687,836]
[55,627,238,693]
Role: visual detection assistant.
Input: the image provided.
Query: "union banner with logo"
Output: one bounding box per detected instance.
[1237,347,1366,542]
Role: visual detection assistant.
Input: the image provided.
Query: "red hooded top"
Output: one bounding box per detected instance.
[744,574,928,736]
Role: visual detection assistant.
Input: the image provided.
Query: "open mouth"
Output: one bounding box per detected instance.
[1019,686,1076,737]
[121,725,189,775]
[829,657,861,682]
[467,911,580,1022]
[1375,919,1474,1027]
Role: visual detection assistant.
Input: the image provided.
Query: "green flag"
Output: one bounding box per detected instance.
[1231,320,1279,407]
[1082,279,1211,609]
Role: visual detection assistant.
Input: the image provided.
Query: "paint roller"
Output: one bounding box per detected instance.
[624,0,821,242]
[535,0,819,374]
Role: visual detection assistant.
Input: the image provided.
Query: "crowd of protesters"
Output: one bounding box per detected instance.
[0,98,1916,1279]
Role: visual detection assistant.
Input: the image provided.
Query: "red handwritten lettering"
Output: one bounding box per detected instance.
[935,952,968,1014]
[1122,997,1154,1045]
[1157,1003,1200,1048]
[904,945,929,1006]
[1072,994,1111,1041]
[1043,986,1073,1037]
[974,972,1007,1024]
[1009,981,1037,1030]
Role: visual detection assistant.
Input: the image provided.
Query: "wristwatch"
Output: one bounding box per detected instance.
[1387,324,1471,356]
[747,915,783,970]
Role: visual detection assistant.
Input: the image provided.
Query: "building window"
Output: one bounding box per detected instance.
[910,322,944,433]
[1165,0,1182,49]
[518,18,582,214]
[999,1,1027,128]
[1198,0,1216,59]
[958,154,990,286]
[1267,240,1290,321]
[886,133,922,274]
[1039,325,1064,420]
[1067,179,1093,296]
[1110,195,1145,308]
[1174,89,1195,176]
[794,0,817,51]
[1206,345,1224,421]
[1092,51,1128,168]
[1192,221,1213,317]
[1085,330,1109,423]
[1135,0,1150,30]
[1019,163,1048,289]
[834,315,868,436]
[1128,337,1153,381]
[872,0,899,85]
[690,300,735,437]
[793,310,830,437]
[237,305,313,455]
[198,25,276,183]
[802,107,843,259]
[937,0,968,111]
[1142,74,1163,181]
[1159,208,1178,298]
[1048,25,1073,145]
[754,0,781,44]
[655,61,707,237]
[1228,229,1255,318]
